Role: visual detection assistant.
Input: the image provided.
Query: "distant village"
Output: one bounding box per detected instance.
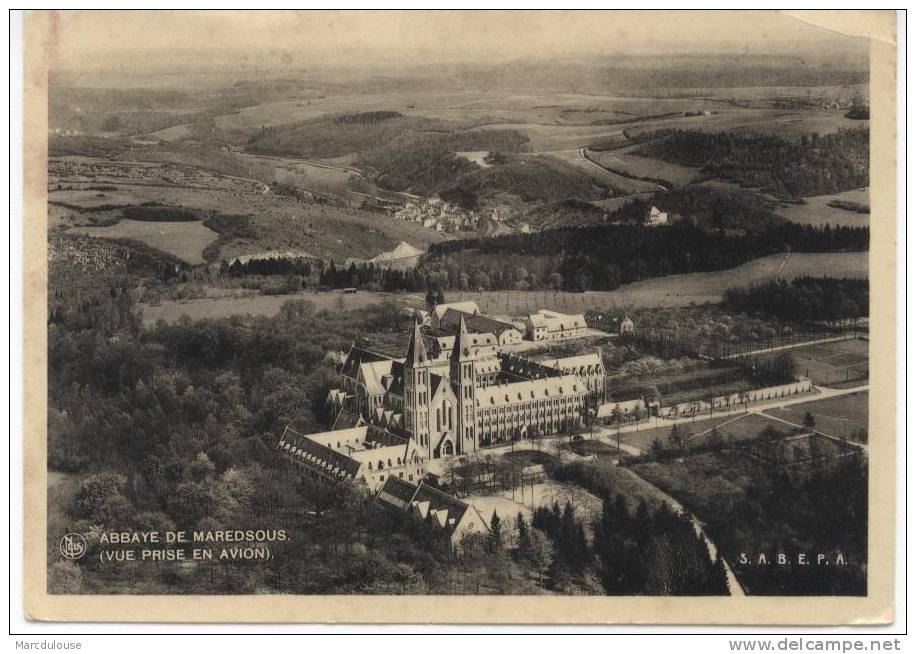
[392,197,527,234]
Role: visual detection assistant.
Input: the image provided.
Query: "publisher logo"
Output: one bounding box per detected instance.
[59,533,87,560]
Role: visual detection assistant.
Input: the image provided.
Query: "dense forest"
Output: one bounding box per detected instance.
[724,277,869,323]
[634,445,868,596]
[423,219,868,292]
[635,128,869,199]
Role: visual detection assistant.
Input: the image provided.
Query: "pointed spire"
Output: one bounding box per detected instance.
[405,316,429,367]
[452,314,474,362]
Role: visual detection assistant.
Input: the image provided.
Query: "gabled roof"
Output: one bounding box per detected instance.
[376,476,420,510]
[475,374,583,408]
[433,301,480,321]
[526,309,587,331]
[340,345,391,380]
[277,426,362,479]
[358,359,394,396]
[540,353,605,377]
[410,482,471,532]
[332,408,366,430]
[441,308,518,337]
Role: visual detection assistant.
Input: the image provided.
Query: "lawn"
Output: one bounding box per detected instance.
[764,391,868,442]
[614,414,744,453]
[565,439,619,458]
[69,219,220,265]
[502,449,555,467]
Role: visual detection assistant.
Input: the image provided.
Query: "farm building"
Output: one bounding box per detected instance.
[439,308,523,346]
[525,310,588,341]
[431,301,480,327]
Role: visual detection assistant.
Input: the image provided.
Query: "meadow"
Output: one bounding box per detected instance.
[763,391,868,442]
[70,219,220,265]
[140,289,421,325]
[774,188,870,227]
[585,146,702,187]
[615,413,784,454]
[760,338,869,387]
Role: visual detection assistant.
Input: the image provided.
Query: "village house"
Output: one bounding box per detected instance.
[646,206,668,226]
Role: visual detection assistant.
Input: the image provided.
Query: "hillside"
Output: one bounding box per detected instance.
[635,127,869,199]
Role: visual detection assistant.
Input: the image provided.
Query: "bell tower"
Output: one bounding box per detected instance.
[404,319,431,455]
[450,315,478,454]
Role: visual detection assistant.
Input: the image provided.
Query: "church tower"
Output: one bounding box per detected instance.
[450,315,478,455]
[404,319,432,456]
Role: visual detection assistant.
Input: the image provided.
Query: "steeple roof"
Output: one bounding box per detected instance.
[451,314,475,362]
[405,318,429,367]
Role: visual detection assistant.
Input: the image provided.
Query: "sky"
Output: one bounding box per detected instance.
[44,10,872,72]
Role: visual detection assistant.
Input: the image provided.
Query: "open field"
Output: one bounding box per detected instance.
[140,289,421,325]
[585,146,702,187]
[761,338,869,387]
[463,480,603,532]
[608,414,768,452]
[548,149,665,193]
[775,188,870,227]
[448,252,868,311]
[70,219,220,264]
[50,155,445,262]
[764,391,868,442]
[138,249,869,324]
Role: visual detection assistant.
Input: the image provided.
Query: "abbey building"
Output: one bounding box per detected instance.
[278,313,606,491]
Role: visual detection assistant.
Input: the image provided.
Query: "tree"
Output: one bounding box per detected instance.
[650,438,666,460]
[515,512,530,553]
[48,560,83,594]
[488,511,504,552]
[436,288,446,305]
[803,411,817,432]
[522,528,555,585]
[706,427,724,452]
[667,423,684,451]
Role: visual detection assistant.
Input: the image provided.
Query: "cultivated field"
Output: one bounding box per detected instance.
[70,219,220,265]
[775,188,870,227]
[764,391,868,442]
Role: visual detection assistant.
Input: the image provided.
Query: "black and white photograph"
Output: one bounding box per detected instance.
[15,9,901,627]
